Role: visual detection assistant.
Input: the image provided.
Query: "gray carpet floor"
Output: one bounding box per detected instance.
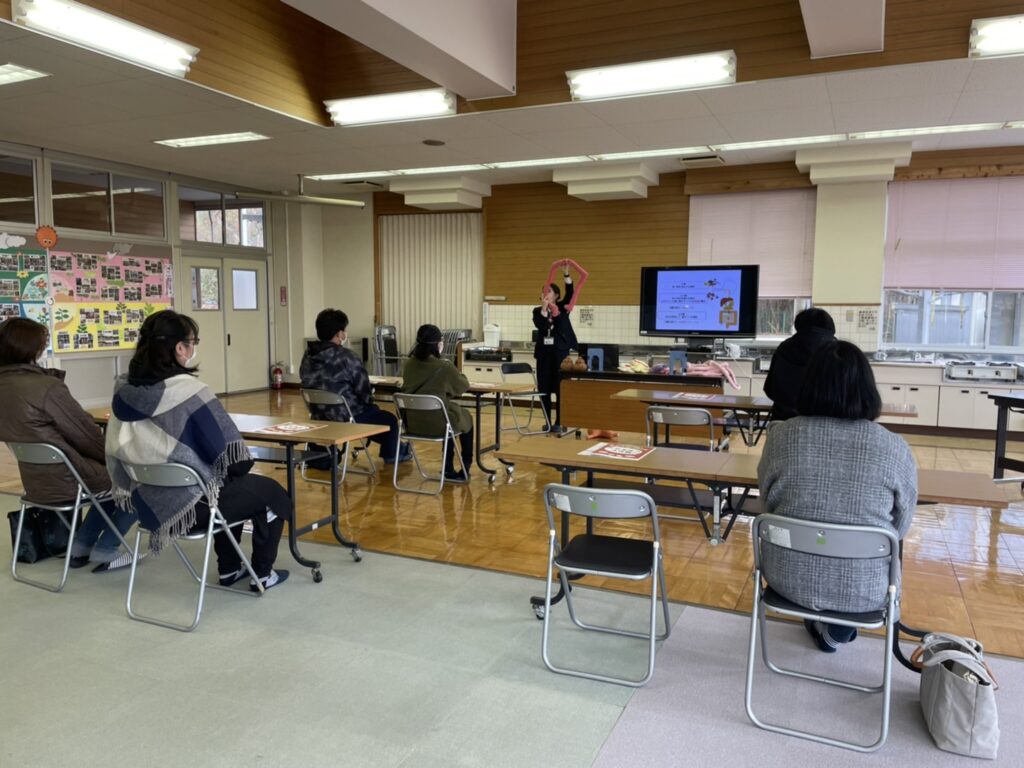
[594,606,1023,766]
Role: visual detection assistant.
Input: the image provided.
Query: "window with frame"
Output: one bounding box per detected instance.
[882,288,1023,350]
[190,267,220,310]
[179,187,264,248]
[757,297,811,338]
[51,164,165,236]
[0,155,36,225]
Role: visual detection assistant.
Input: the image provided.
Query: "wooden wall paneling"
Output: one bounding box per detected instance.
[483,173,688,305]
[894,146,1024,181]
[684,162,812,195]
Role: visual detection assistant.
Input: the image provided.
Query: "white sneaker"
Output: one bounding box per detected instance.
[250,569,290,593]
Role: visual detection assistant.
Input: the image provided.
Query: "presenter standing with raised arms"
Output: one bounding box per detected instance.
[533,258,589,430]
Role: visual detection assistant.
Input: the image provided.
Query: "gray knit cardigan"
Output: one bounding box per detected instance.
[756,416,918,613]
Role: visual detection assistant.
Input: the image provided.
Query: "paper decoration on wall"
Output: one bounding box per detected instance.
[48,250,173,354]
[0,245,50,325]
[35,225,58,249]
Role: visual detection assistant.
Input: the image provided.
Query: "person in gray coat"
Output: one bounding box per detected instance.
[757,339,917,652]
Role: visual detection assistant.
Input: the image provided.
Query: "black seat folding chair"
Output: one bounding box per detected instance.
[499,362,551,435]
[7,441,131,593]
[541,483,671,687]
[745,513,901,752]
[392,393,469,495]
[300,388,376,483]
[123,462,263,632]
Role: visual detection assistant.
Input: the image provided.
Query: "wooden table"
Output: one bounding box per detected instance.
[91,408,388,582]
[611,388,919,446]
[369,376,533,482]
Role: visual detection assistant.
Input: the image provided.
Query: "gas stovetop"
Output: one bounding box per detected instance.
[945,361,1021,381]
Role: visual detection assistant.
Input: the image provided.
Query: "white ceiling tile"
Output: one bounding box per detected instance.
[612,116,728,146]
[962,57,1024,92]
[832,94,959,132]
[949,88,1024,123]
[582,91,712,123]
[698,76,832,114]
[521,125,636,155]
[487,103,612,133]
[937,129,1024,150]
[825,60,971,103]
[440,134,551,163]
[716,106,836,142]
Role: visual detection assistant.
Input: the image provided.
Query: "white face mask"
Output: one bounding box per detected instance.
[437,341,444,355]
[185,349,198,367]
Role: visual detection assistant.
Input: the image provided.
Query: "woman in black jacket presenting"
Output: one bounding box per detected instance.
[533,258,589,429]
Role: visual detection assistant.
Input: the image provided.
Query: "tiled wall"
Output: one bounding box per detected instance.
[486,302,883,352]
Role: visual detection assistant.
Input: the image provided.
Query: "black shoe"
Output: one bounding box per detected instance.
[92,550,143,573]
[804,619,838,653]
[443,469,469,483]
[218,565,248,587]
[250,569,289,593]
[69,555,90,569]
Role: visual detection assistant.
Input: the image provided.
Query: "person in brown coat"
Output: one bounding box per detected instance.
[0,318,135,570]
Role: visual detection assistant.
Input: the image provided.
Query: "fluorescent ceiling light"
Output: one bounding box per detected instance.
[236,191,364,209]
[490,156,591,169]
[567,51,735,101]
[849,123,1005,140]
[592,146,711,161]
[397,164,488,175]
[154,132,270,148]
[324,88,456,126]
[12,0,198,77]
[970,15,1024,58]
[712,134,845,151]
[0,62,49,86]
[306,171,396,181]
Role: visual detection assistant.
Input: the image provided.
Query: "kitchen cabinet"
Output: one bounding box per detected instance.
[878,384,939,426]
[938,387,1001,430]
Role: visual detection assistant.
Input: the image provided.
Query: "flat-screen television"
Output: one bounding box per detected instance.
[639,265,759,338]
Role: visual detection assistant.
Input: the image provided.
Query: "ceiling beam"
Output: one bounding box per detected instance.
[799,0,885,59]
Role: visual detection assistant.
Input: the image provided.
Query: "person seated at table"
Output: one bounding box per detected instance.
[401,323,473,482]
[105,310,290,591]
[0,317,137,571]
[757,339,917,652]
[763,307,835,420]
[300,308,410,467]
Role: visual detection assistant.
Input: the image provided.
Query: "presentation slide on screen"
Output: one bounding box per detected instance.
[655,269,741,332]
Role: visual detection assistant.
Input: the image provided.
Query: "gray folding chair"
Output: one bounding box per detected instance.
[392,393,469,495]
[645,405,716,451]
[541,483,671,687]
[7,441,131,593]
[745,514,900,752]
[300,388,376,483]
[500,361,551,435]
[123,462,263,632]
[372,324,401,376]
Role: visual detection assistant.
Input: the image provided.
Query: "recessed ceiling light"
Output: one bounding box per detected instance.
[306,171,397,181]
[567,51,735,101]
[12,0,199,77]
[711,135,846,151]
[154,132,270,148]
[849,123,1005,140]
[0,62,49,86]
[970,14,1024,58]
[490,156,591,169]
[592,146,712,161]
[324,88,456,126]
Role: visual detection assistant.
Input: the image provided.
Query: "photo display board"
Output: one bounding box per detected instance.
[0,236,172,353]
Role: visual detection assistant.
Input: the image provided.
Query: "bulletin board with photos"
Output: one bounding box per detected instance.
[0,236,173,353]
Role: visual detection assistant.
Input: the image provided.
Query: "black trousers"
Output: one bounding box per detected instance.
[195,473,288,578]
[535,349,564,426]
[444,430,474,473]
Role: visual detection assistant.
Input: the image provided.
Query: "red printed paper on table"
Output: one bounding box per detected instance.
[250,422,328,435]
[672,392,714,400]
[578,442,655,461]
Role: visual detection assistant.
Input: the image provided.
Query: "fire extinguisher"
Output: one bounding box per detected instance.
[270,362,284,390]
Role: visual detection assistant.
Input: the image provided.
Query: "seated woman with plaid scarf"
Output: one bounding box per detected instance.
[106,310,290,591]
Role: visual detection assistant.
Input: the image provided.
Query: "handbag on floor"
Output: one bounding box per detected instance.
[6,507,72,564]
[911,632,1000,760]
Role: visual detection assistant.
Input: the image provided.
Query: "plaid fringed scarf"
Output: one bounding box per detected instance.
[105,373,250,553]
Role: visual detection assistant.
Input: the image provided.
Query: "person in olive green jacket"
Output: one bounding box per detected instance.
[400,324,473,481]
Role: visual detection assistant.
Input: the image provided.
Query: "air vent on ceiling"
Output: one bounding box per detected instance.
[342,180,387,191]
[678,154,725,169]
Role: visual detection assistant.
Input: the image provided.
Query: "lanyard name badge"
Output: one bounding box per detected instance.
[544,320,555,345]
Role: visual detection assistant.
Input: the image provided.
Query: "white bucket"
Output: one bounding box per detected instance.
[484,323,501,347]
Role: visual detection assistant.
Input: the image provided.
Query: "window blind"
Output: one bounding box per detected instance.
[379,212,483,355]
[884,178,1024,290]
[687,189,816,297]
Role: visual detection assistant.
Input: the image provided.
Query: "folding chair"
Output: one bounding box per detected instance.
[7,441,130,593]
[300,388,376,483]
[745,514,900,752]
[123,462,263,632]
[541,483,671,687]
[500,361,551,435]
[392,393,469,495]
[373,324,401,376]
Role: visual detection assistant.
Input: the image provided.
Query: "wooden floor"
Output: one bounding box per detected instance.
[4,388,1023,657]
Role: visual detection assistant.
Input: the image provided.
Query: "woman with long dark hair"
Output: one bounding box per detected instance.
[105,310,289,590]
[400,323,473,481]
[533,258,589,429]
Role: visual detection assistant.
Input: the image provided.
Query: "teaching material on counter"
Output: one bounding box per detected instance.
[639,264,759,338]
[578,442,655,461]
